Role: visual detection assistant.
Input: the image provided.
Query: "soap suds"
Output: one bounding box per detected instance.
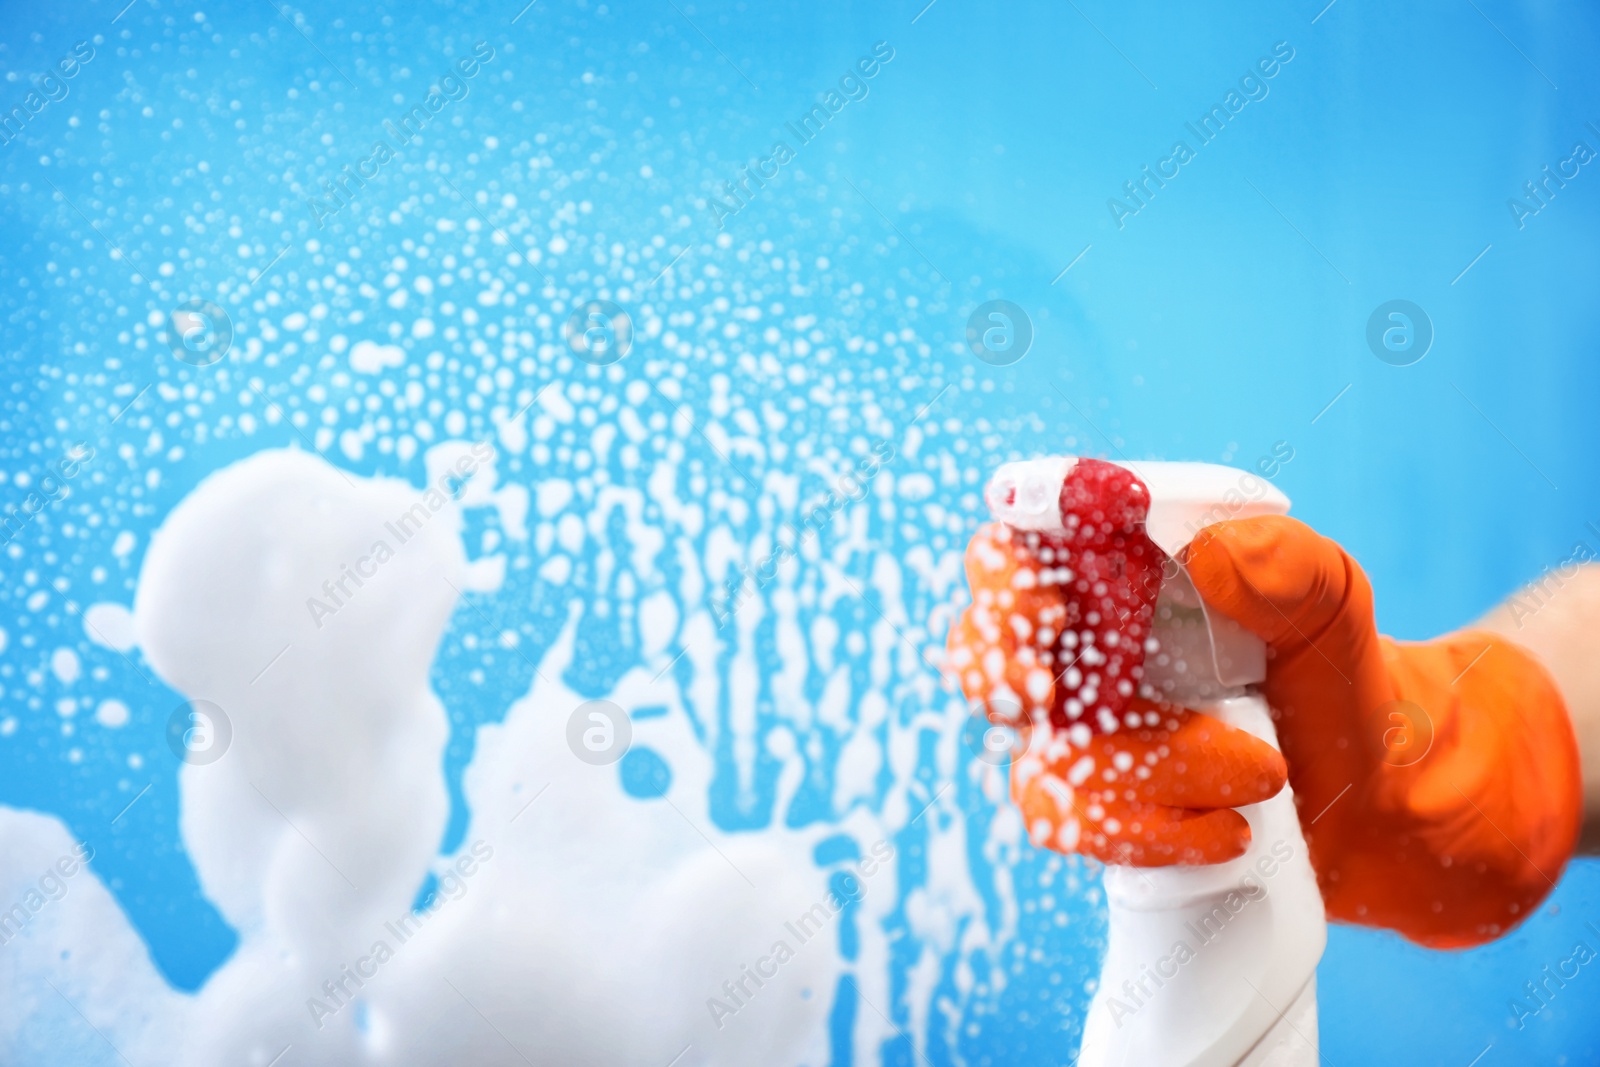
[1,449,1001,1065]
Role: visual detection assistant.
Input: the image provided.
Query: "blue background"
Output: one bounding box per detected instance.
[1,0,1597,1063]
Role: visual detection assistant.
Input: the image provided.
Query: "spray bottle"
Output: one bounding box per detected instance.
[985,458,1326,1067]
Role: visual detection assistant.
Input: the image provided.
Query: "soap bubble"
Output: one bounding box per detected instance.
[164,299,234,366]
[564,299,633,365]
[567,699,632,765]
[965,299,1033,366]
[165,699,232,765]
[1365,300,1432,367]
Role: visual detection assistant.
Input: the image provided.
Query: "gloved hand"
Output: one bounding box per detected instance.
[1183,516,1584,948]
[1008,696,1288,866]
[948,517,1288,868]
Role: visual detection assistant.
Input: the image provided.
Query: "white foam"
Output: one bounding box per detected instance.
[94,700,130,728]
[83,602,138,652]
[4,447,935,1064]
[348,340,405,374]
[49,649,80,686]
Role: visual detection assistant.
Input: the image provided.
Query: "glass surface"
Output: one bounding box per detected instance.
[1,1,1596,1063]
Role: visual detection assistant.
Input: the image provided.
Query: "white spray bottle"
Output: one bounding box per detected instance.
[985,459,1326,1067]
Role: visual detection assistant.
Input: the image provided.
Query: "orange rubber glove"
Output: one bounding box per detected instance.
[1008,700,1288,866]
[948,521,1288,867]
[1184,516,1584,949]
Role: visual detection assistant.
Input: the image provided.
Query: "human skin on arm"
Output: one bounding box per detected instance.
[1476,562,1600,855]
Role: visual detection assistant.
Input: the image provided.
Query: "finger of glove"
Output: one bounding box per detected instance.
[1182,514,1396,832]
[1070,706,1288,810]
[949,522,1064,724]
[1183,515,1371,656]
[1013,766,1252,866]
[1087,806,1254,867]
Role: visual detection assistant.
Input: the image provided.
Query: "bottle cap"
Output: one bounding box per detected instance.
[984,458,1292,693]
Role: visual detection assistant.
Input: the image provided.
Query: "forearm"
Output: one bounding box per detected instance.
[1476,563,1600,855]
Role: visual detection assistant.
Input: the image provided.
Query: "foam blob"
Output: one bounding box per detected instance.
[348,340,406,374]
[94,700,130,728]
[5,448,910,1065]
[83,603,138,652]
[49,649,80,686]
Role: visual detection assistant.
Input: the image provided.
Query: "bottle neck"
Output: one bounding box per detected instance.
[1144,563,1267,705]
